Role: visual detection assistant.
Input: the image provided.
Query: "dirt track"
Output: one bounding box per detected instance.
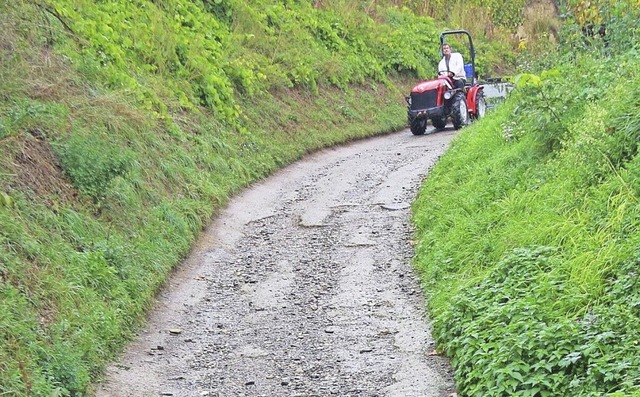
[95,127,457,397]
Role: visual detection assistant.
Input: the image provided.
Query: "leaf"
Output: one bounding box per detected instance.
[508,369,524,382]
[540,69,561,80]
[513,73,542,88]
[559,351,582,368]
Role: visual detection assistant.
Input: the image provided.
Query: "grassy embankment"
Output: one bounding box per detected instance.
[0,0,532,395]
[413,0,640,395]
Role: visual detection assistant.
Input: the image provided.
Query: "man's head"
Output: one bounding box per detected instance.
[442,43,452,57]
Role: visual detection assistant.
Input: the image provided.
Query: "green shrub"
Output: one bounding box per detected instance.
[54,133,134,202]
[435,246,640,396]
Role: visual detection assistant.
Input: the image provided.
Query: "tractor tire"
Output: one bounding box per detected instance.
[451,92,470,130]
[431,116,447,130]
[410,118,427,135]
[473,93,487,120]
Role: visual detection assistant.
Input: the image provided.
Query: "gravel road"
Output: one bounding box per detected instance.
[95,127,457,397]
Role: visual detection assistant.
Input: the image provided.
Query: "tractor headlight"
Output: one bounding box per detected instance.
[444,91,453,100]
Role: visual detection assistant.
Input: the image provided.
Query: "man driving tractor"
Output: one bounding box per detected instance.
[438,43,466,90]
[405,30,485,135]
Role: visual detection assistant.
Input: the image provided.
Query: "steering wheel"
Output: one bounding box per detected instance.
[438,70,455,77]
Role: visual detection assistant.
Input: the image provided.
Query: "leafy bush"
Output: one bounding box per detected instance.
[39,0,450,121]
[435,246,640,396]
[54,133,135,202]
[559,0,640,54]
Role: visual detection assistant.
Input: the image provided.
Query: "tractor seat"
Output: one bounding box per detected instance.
[464,63,474,84]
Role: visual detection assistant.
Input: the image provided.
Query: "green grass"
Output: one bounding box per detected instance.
[412,36,640,395]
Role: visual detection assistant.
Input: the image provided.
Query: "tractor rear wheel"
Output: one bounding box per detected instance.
[451,93,470,130]
[473,93,487,120]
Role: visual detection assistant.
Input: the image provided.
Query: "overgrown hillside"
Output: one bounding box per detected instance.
[413,0,640,395]
[0,0,537,395]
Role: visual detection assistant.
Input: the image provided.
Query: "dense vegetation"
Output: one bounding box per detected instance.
[413,0,640,395]
[8,0,635,395]
[0,0,531,395]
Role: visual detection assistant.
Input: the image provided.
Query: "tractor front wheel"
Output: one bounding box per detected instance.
[431,116,447,130]
[451,93,470,130]
[410,118,427,135]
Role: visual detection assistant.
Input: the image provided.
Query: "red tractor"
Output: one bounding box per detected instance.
[406,30,487,135]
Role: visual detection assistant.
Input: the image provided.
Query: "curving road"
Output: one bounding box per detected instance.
[95,127,457,397]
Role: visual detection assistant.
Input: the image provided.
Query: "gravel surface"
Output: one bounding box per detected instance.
[95,128,457,397]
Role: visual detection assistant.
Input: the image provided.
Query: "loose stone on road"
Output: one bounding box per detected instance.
[96,128,457,397]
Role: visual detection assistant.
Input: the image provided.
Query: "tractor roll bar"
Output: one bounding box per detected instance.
[440,29,476,82]
[439,30,475,60]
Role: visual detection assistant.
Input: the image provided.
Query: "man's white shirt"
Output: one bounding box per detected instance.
[438,52,466,80]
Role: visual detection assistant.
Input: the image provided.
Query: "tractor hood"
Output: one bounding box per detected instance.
[411,76,451,93]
